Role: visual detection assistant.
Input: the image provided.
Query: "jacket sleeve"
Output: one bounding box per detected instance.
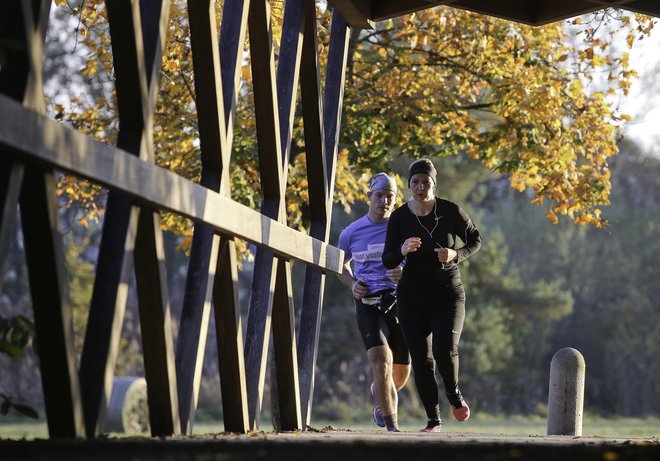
[382,211,405,269]
[454,206,481,263]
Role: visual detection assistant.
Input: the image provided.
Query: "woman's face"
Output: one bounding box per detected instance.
[409,173,435,202]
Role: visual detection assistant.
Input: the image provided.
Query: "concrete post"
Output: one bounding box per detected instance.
[103,377,149,434]
[547,347,585,436]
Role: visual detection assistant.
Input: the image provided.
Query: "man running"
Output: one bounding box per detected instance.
[337,173,411,432]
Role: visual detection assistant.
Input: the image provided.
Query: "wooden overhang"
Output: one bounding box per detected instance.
[328,0,660,29]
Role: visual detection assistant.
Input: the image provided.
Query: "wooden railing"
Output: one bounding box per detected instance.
[0,0,349,439]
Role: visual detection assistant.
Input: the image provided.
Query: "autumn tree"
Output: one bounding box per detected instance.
[47,2,654,238]
[341,7,654,226]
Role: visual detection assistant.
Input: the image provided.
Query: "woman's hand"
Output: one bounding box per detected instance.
[401,237,422,256]
[434,247,457,263]
[351,279,368,299]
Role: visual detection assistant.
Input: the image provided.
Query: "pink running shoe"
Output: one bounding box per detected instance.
[419,419,442,433]
[451,398,470,422]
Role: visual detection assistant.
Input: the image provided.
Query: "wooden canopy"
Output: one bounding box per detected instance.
[329,0,660,28]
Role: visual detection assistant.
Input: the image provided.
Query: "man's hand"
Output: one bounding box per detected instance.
[386,266,403,283]
[352,279,368,299]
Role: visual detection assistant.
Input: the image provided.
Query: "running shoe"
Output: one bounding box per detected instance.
[370,382,386,427]
[451,397,470,422]
[419,419,442,433]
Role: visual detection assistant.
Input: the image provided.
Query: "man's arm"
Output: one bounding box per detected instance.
[385,266,403,282]
[337,261,368,299]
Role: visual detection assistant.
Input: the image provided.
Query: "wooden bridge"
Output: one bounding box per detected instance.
[1,0,659,442]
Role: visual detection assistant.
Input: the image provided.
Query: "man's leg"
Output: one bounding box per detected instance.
[368,345,399,429]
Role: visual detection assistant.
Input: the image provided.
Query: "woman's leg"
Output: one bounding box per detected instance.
[396,299,439,421]
[430,285,468,416]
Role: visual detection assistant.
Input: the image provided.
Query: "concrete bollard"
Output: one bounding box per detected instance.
[547,347,585,436]
[103,376,150,434]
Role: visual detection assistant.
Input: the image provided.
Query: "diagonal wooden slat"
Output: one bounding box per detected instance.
[79,188,137,439]
[134,207,180,436]
[78,0,150,436]
[0,0,39,284]
[277,0,307,175]
[212,236,249,433]
[298,9,351,427]
[80,0,179,438]
[107,0,180,437]
[176,0,225,434]
[1,0,86,439]
[183,0,252,434]
[243,0,289,430]
[244,249,277,429]
[0,162,23,274]
[219,0,251,137]
[301,6,329,227]
[271,258,302,431]
[1,0,353,438]
[177,0,247,434]
[248,0,284,207]
[267,0,312,431]
[20,167,86,439]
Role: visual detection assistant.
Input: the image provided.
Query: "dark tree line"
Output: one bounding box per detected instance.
[315,142,660,419]
[2,142,658,421]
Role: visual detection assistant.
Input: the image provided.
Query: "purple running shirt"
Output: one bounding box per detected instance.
[338,215,399,295]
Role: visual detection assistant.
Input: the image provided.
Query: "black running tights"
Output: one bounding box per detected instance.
[396,283,465,420]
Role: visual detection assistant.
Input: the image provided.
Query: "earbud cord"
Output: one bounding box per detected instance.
[413,199,453,269]
[414,199,442,243]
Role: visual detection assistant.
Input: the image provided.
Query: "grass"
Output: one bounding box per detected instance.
[1,414,658,440]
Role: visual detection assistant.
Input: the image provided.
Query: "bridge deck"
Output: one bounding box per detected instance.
[1,429,659,461]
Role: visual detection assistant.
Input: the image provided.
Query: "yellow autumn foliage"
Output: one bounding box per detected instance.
[48,2,654,239]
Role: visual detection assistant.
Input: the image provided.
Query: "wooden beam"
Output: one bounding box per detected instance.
[327,0,374,29]
[0,96,344,272]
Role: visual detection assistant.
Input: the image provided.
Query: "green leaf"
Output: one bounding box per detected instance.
[13,404,39,419]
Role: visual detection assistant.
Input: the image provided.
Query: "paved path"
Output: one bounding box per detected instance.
[1,427,659,461]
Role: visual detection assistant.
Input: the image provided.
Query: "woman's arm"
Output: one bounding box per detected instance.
[454,207,481,263]
[382,211,405,269]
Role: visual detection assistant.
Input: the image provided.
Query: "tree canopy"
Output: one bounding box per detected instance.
[48,1,655,239]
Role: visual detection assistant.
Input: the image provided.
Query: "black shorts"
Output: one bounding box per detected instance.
[355,292,410,365]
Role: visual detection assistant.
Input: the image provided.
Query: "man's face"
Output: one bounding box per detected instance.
[368,189,396,219]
